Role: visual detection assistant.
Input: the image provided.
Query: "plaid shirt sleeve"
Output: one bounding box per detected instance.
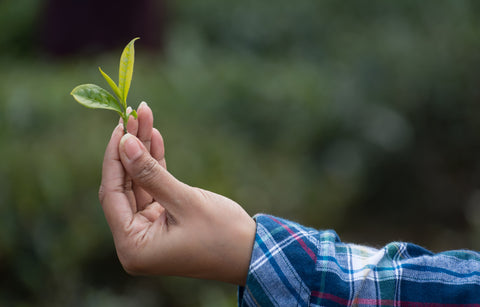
[238,214,480,306]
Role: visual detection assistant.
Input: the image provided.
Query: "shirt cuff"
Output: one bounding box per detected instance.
[238,214,319,306]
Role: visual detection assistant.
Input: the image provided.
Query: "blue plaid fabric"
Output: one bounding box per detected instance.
[238,214,480,306]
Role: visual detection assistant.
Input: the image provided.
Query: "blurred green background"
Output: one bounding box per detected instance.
[2,0,480,305]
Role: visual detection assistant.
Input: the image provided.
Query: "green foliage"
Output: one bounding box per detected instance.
[71,38,140,132]
[71,84,123,114]
[99,67,123,102]
[118,37,139,105]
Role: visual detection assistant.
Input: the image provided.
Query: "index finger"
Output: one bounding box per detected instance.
[99,124,134,234]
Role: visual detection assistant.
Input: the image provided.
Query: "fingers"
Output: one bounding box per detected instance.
[133,102,154,209]
[126,106,139,136]
[120,108,141,210]
[119,102,154,150]
[117,102,168,210]
[137,101,153,151]
[118,106,139,136]
[151,128,167,169]
[99,124,135,234]
[119,133,189,216]
[99,124,124,195]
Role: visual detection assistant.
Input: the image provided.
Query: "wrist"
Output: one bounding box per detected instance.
[198,193,257,285]
[230,216,256,285]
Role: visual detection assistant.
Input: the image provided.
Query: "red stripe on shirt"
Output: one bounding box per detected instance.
[270,216,317,262]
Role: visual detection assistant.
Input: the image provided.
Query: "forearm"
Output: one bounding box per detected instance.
[239,214,480,306]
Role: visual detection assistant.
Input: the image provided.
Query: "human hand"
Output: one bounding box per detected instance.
[98,102,256,285]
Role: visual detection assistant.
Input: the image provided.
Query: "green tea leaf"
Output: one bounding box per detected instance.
[71,37,141,134]
[71,84,122,114]
[118,37,139,107]
[99,67,123,102]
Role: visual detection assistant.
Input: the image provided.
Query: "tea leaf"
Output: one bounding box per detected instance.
[71,37,141,134]
[118,37,139,107]
[71,84,122,114]
[99,67,123,103]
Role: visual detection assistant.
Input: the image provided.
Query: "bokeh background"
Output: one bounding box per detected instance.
[2,0,480,306]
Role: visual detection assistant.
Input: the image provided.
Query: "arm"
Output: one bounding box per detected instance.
[240,214,480,306]
[99,102,480,304]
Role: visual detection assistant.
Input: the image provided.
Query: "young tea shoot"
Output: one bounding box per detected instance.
[71,37,140,133]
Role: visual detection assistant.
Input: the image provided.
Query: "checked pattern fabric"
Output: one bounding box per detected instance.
[238,214,480,306]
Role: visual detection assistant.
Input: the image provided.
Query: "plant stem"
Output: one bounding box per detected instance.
[122,113,128,134]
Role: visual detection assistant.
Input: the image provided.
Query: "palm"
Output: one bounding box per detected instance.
[127,201,166,244]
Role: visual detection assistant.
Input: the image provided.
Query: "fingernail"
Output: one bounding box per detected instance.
[121,134,142,160]
[139,101,148,109]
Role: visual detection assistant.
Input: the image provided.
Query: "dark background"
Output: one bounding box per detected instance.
[2,0,480,306]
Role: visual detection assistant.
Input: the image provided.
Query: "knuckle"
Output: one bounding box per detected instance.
[134,156,159,184]
[123,179,133,193]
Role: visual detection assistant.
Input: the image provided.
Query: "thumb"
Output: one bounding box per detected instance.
[119,133,189,214]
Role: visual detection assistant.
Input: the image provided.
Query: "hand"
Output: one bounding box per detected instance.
[98,102,256,285]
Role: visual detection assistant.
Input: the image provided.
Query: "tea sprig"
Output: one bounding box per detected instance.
[71,37,140,133]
